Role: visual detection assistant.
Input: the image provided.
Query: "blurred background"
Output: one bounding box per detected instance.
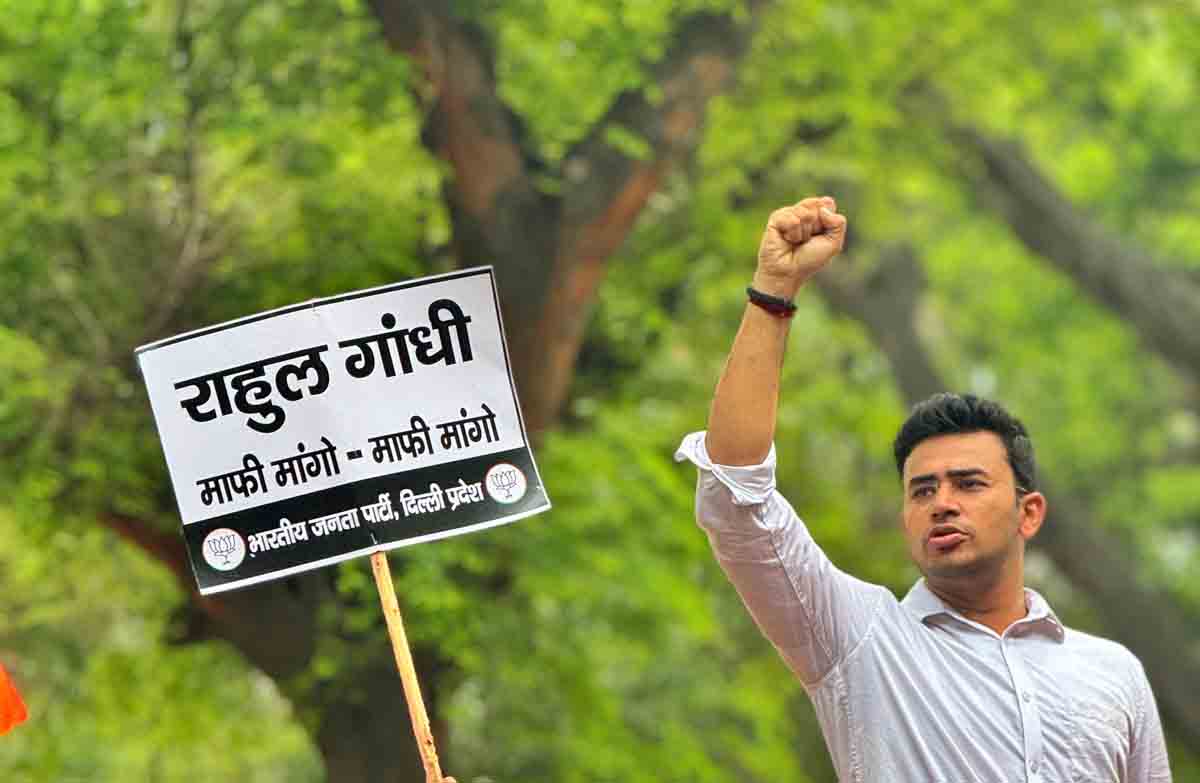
[2,0,1199,780]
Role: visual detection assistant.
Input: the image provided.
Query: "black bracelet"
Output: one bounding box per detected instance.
[746,286,797,318]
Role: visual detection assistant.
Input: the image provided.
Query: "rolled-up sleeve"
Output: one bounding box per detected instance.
[675,431,886,686]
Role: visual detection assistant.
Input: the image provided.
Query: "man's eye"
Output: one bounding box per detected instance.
[912,486,934,499]
[960,479,984,490]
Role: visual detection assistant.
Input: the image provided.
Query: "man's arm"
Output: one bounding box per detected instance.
[706,196,846,464]
[680,197,889,687]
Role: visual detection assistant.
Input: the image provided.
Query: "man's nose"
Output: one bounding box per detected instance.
[931,485,959,517]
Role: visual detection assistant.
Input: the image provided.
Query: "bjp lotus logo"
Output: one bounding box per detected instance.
[202,528,246,571]
[484,463,527,504]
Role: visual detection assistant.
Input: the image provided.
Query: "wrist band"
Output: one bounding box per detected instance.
[746,286,797,318]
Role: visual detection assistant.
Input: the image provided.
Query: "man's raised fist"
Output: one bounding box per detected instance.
[754,196,847,299]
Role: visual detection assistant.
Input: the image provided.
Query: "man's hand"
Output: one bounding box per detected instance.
[706,198,845,465]
[753,196,847,300]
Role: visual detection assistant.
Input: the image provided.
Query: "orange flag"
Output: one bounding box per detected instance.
[0,662,28,735]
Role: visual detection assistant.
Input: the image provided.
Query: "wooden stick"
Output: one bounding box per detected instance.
[370,551,450,783]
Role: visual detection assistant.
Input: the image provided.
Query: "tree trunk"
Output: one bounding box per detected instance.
[314,652,446,782]
[368,0,771,434]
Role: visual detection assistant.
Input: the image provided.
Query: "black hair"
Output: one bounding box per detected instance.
[892,393,1037,493]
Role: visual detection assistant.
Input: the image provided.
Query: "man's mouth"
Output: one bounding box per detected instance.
[927,524,968,551]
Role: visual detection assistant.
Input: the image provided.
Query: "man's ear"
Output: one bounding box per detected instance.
[1018,491,1047,540]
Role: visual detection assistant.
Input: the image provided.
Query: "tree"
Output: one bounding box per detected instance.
[4,0,1200,780]
[2,0,774,779]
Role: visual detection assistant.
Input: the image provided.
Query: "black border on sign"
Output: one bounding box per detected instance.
[135,265,553,595]
[201,503,550,596]
[186,446,548,594]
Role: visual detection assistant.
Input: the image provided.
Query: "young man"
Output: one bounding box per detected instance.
[675,197,1172,781]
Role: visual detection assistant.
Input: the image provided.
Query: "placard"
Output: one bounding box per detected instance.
[137,267,550,594]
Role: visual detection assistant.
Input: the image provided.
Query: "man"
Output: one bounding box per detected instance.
[675,197,1172,781]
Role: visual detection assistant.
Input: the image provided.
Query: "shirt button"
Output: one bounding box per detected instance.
[1022,691,1031,703]
[1031,760,1040,773]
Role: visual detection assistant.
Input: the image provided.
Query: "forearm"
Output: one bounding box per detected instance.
[705,196,845,466]
[705,280,794,465]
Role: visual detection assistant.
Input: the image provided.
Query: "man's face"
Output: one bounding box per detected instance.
[900,431,1043,583]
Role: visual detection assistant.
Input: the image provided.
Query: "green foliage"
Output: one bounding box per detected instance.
[442,400,822,782]
[482,0,738,162]
[2,0,1199,780]
[0,507,321,781]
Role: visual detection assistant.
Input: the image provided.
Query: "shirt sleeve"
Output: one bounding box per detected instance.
[1128,660,1172,782]
[675,431,887,686]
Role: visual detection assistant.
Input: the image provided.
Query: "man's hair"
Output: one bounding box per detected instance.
[892,393,1037,493]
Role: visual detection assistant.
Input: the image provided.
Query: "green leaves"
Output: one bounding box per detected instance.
[3,0,1200,779]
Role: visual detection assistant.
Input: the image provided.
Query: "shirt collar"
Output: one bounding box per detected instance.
[901,579,1066,642]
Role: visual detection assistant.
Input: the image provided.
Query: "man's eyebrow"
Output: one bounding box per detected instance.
[906,468,989,488]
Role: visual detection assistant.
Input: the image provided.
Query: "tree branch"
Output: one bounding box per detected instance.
[101,511,192,587]
[812,243,942,403]
[367,0,557,429]
[527,1,773,434]
[560,3,769,231]
[728,116,848,212]
[936,114,1200,383]
[369,0,773,436]
[366,0,539,248]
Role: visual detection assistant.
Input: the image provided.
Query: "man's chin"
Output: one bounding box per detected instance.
[921,552,986,581]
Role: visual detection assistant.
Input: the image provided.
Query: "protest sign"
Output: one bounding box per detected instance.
[137,267,551,596]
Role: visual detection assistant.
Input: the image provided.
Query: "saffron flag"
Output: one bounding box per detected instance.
[0,662,27,735]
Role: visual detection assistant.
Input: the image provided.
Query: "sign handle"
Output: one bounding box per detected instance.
[370,551,453,783]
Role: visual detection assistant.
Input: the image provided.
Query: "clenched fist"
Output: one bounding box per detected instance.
[753,196,847,300]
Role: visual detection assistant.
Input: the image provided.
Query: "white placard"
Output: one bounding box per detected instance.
[137,267,550,594]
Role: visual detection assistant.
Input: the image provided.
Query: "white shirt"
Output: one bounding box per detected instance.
[676,432,1171,783]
